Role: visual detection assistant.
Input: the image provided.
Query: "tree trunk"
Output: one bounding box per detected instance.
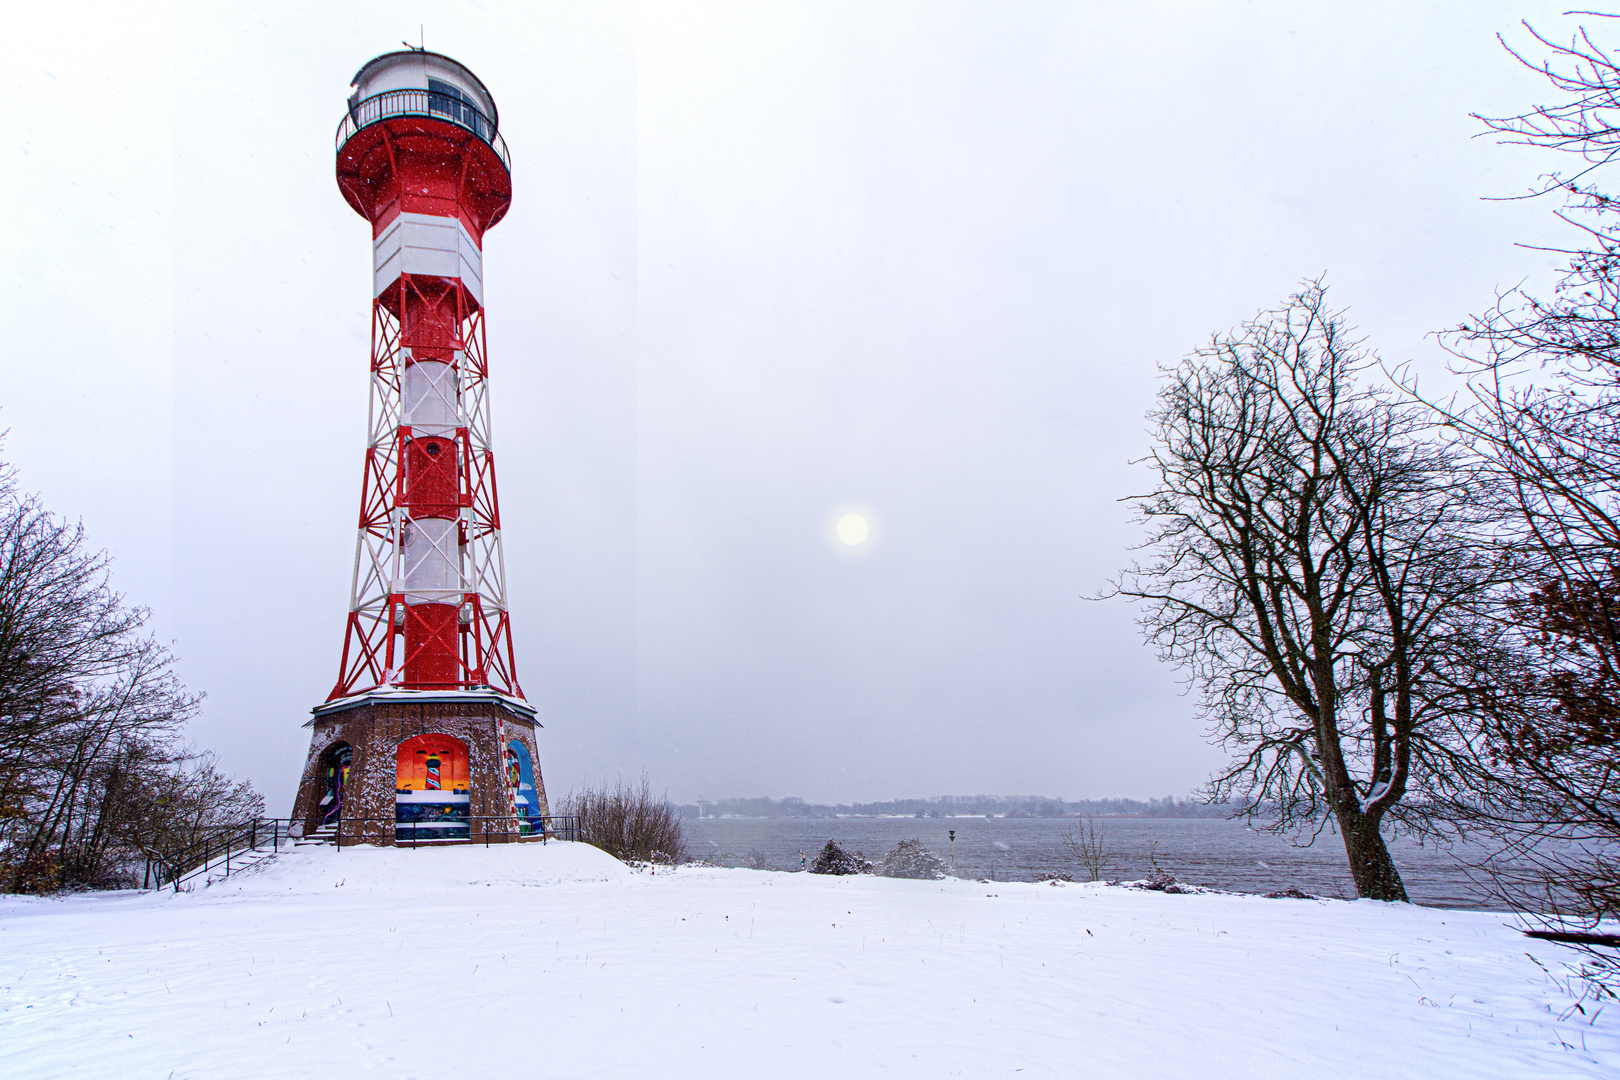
[1337,808,1408,901]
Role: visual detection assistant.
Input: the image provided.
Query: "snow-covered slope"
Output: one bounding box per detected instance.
[1,842,1613,1078]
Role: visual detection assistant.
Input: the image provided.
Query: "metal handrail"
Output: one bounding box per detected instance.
[336,88,511,173]
[143,813,583,890]
[330,814,581,848]
[145,817,297,892]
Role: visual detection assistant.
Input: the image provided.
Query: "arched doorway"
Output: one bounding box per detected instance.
[317,743,352,828]
[395,734,470,841]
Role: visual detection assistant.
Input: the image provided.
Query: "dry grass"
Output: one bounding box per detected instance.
[560,774,687,865]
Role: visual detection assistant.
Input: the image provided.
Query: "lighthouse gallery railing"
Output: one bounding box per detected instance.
[336,88,510,172]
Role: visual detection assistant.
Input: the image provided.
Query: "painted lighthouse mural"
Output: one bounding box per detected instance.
[291,49,549,845]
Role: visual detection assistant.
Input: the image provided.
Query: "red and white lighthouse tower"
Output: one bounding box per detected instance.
[292,50,549,846]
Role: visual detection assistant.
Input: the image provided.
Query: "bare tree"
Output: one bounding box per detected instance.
[1059,817,1110,881]
[1116,282,1493,901]
[118,751,266,868]
[1419,17,1620,973]
[0,452,261,891]
[0,473,146,827]
[17,637,205,879]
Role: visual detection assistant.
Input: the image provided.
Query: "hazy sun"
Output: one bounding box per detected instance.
[836,513,870,546]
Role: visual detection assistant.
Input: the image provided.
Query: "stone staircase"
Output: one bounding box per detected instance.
[145,818,305,892]
[294,822,338,847]
[187,845,281,889]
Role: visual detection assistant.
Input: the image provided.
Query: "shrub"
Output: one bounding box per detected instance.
[876,837,948,879]
[809,839,871,875]
[560,774,686,864]
[1059,817,1111,881]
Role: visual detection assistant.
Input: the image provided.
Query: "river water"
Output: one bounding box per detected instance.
[682,816,1507,909]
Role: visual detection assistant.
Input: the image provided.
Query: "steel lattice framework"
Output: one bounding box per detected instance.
[291,49,548,854]
[330,276,520,700]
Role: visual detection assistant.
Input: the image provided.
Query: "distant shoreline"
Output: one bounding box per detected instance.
[677,795,1242,821]
[683,813,1235,820]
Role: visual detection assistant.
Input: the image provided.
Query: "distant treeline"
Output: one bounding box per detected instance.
[678,795,1237,820]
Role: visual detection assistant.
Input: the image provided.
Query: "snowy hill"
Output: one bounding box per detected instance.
[1,842,1614,1078]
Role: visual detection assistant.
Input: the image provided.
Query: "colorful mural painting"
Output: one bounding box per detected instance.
[318,744,352,827]
[395,734,471,841]
[396,734,470,792]
[507,740,542,836]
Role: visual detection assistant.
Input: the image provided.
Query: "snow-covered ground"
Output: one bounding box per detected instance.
[2,842,1614,1078]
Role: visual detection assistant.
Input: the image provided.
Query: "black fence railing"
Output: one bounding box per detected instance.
[144,813,583,891]
[328,814,581,848]
[337,88,510,172]
[144,817,296,892]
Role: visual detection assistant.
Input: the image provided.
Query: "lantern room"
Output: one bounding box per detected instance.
[349,50,499,134]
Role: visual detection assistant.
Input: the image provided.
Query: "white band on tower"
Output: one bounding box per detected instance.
[403,358,461,437]
[373,212,485,303]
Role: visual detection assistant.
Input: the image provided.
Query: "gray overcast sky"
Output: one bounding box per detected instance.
[0,1,1577,811]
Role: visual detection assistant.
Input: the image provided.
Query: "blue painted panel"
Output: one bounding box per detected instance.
[508,740,542,835]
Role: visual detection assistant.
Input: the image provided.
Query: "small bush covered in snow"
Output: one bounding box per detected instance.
[809,839,871,875]
[1117,871,1211,895]
[876,837,949,879]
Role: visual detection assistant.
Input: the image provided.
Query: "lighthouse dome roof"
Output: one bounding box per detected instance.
[351,49,498,132]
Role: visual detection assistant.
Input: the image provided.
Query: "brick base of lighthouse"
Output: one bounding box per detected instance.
[291,692,550,847]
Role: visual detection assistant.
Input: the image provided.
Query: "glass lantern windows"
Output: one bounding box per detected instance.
[427,78,486,140]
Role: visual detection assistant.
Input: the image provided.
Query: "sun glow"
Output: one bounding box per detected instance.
[836,513,870,546]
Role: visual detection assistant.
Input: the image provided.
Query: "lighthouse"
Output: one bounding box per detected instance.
[290,49,549,846]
